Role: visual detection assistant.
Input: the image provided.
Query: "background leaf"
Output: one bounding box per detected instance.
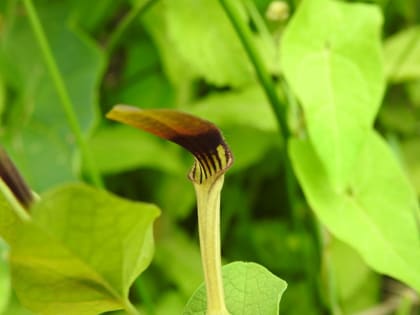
[384,25,420,82]
[0,2,105,191]
[89,125,185,175]
[163,0,254,87]
[281,0,385,190]
[183,261,287,315]
[10,183,160,315]
[290,131,420,291]
[328,237,380,314]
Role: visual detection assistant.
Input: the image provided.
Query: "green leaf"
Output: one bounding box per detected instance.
[384,25,420,82]
[142,1,196,93]
[154,227,203,297]
[290,131,420,291]
[69,0,120,33]
[223,126,281,173]
[89,125,185,175]
[107,37,175,110]
[329,238,380,314]
[0,2,105,191]
[163,0,254,87]
[189,85,277,132]
[154,175,196,219]
[183,261,287,315]
[281,0,385,190]
[9,183,160,315]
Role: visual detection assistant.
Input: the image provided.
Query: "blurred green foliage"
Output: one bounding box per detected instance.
[0,0,419,314]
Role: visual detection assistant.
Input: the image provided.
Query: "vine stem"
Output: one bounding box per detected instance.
[219,2,342,314]
[218,0,289,139]
[218,0,297,216]
[22,0,104,188]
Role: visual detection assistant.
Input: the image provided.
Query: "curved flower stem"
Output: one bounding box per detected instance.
[22,0,103,188]
[194,175,230,315]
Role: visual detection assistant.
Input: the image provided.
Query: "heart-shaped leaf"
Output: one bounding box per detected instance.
[8,183,160,315]
[290,131,420,291]
[281,0,385,190]
[183,261,287,315]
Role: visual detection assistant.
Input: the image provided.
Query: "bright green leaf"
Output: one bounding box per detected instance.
[189,85,278,132]
[282,0,385,190]
[10,183,160,315]
[183,261,287,315]
[329,238,380,314]
[163,0,255,87]
[290,131,420,291]
[142,1,197,96]
[384,25,420,82]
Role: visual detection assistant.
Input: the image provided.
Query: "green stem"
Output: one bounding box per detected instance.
[23,0,103,188]
[219,0,288,139]
[220,3,342,314]
[194,175,230,315]
[242,0,273,48]
[106,0,156,57]
[219,0,297,214]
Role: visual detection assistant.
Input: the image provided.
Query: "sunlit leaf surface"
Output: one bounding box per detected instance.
[9,183,160,315]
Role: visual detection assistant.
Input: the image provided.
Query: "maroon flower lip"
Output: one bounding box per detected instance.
[0,148,33,209]
[106,105,234,183]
